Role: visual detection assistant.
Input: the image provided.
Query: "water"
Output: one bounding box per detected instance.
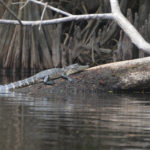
[0,92,150,150]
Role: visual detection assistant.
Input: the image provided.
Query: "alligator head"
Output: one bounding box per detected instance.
[64,64,89,75]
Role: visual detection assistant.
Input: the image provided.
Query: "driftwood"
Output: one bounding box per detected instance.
[15,57,150,95]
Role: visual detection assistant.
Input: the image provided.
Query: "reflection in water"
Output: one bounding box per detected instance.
[0,93,150,150]
[0,69,39,84]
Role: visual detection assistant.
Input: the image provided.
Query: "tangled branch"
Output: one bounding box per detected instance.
[0,0,150,53]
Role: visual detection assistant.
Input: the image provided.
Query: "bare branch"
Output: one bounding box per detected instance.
[110,0,150,53]
[20,0,30,10]
[29,0,72,16]
[12,2,25,5]
[0,0,23,26]
[39,2,48,30]
[0,0,150,54]
[0,13,113,25]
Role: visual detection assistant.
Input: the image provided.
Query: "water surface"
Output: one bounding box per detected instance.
[0,92,150,150]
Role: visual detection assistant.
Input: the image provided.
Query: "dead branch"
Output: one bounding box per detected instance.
[39,2,47,30]
[110,0,150,54]
[0,13,113,25]
[0,0,150,56]
[0,0,22,25]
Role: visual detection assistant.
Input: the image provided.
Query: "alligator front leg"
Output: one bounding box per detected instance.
[44,76,55,85]
[61,73,72,82]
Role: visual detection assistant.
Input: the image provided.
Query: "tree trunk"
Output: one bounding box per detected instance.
[15,57,150,95]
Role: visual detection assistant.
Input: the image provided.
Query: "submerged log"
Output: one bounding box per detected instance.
[15,57,150,96]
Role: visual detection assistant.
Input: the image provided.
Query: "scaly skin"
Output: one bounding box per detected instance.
[0,64,89,93]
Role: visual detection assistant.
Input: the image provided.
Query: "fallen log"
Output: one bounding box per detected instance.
[15,57,150,96]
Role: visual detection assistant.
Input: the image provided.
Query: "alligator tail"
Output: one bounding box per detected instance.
[0,76,37,93]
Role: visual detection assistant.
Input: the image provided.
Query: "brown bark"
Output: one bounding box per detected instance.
[15,57,150,96]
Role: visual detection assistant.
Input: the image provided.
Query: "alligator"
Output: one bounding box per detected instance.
[0,64,89,93]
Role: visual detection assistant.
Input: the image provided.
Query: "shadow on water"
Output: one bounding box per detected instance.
[0,92,150,150]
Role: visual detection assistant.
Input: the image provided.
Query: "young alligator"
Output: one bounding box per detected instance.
[0,64,89,93]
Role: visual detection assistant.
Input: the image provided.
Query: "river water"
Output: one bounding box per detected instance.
[0,91,150,150]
